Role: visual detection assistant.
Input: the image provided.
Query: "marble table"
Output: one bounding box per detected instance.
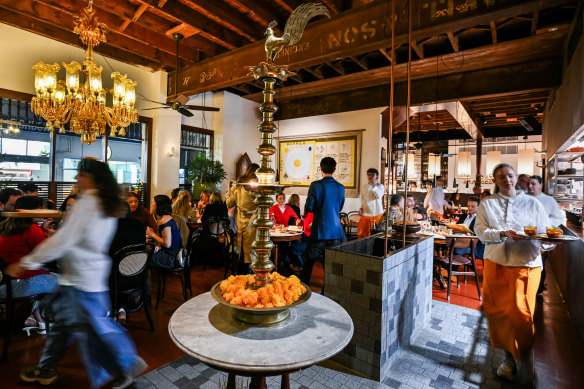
[169,292,354,389]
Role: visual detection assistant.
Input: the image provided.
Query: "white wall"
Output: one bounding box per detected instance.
[0,23,182,197]
[278,108,384,212]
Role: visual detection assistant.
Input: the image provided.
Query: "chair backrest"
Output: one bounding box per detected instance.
[205,216,230,237]
[112,244,152,293]
[447,236,478,252]
[347,211,361,224]
[172,215,190,249]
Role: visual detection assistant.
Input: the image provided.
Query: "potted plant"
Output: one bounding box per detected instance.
[185,154,227,199]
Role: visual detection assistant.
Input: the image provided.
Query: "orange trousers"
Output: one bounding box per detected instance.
[357,214,383,239]
[482,259,541,359]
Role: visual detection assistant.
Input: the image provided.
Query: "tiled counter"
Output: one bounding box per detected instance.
[324,234,434,381]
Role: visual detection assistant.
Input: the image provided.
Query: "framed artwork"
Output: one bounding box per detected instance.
[277,131,362,197]
[235,152,252,180]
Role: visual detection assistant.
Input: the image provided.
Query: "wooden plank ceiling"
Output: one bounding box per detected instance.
[0,0,578,138]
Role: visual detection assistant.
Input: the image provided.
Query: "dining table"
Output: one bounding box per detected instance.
[270,229,303,269]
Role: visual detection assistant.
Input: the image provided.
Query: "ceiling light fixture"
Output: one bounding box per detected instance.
[31,0,138,144]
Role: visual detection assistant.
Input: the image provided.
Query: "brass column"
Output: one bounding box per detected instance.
[244,64,291,287]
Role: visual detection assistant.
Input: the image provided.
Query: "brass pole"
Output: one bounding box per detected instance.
[402,0,412,247]
[384,0,396,257]
[475,137,483,189]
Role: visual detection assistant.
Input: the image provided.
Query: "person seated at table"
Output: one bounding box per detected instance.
[108,202,146,324]
[127,192,157,231]
[201,192,228,225]
[170,187,181,204]
[22,183,39,196]
[286,212,313,273]
[59,194,77,214]
[147,195,182,269]
[197,190,211,213]
[453,196,484,258]
[378,194,404,230]
[0,187,23,222]
[286,194,302,224]
[406,194,420,222]
[270,192,299,226]
[448,190,461,208]
[0,195,58,335]
[172,190,197,223]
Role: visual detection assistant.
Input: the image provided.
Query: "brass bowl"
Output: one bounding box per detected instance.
[391,222,421,238]
[210,281,311,327]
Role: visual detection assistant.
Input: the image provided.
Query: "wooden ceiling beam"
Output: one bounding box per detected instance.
[136,0,245,49]
[36,0,208,61]
[447,31,459,52]
[172,0,572,96]
[223,0,283,28]
[119,3,149,32]
[489,20,498,43]
[348,56,368,71]
[378,48,393,63]
[320,0,341,15]
[410,40,424,59]
[276,60,561,120]
[178,0,263,41]
[244,31,565,103]
[531,10,540,35]
[272,0,294,14]
[0,7,164,70]
[1,0,179,68]
[301,67,325,80]
[325,61,345,76]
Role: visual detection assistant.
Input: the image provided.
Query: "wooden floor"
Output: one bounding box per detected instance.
[1,258,584,388]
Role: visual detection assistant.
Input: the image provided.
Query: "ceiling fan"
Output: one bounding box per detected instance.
[141,33,220,117]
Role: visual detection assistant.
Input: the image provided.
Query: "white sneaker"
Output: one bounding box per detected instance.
[496,358,517,381]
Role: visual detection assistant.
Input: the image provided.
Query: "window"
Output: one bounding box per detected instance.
[179,125,214,185]
[2,138,27,155]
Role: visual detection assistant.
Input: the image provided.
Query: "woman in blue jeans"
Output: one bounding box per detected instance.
[0,195,58,334]
[6,159,146,389]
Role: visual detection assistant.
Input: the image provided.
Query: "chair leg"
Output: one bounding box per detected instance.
[447,261,453,302]
[471,259,482,301]
[177,273,187,301]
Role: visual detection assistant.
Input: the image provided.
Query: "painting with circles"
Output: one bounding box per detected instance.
[278,132,360,191]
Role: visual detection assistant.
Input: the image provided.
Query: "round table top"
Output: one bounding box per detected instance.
[168,292,353,374]
[270,230,303,242]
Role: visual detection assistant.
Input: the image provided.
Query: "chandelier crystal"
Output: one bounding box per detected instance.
[31,0,138,144]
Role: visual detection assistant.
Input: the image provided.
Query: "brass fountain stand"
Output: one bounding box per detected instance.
[211,62,304,327]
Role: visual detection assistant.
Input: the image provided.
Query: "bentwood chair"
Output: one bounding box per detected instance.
[0,258,47,361]
[110,244,154,331]
[434,236,482,302]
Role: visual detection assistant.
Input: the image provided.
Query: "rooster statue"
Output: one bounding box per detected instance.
[264,3,330,65]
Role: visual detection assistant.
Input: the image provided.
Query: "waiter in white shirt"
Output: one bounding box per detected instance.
[358,168,385,238]
[527,174,564,294]
[423,176,452,219]
[526,175,564,226]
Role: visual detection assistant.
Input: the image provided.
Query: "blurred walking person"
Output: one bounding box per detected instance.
[6,158,146,389]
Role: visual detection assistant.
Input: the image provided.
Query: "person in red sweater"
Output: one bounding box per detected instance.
[269,192,299,226]
[0,195,58,334]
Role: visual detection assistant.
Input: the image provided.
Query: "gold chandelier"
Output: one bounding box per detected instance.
[31,0,138,145]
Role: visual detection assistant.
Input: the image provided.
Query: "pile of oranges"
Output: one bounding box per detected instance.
[219,273,307,308]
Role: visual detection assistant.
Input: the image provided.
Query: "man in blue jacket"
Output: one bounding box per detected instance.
[300,157,346,286]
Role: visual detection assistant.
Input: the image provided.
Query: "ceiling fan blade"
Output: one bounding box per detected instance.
[174,95,190,105]
[181,104,220,112]
[141,107,171,110]
[177,107,194,117]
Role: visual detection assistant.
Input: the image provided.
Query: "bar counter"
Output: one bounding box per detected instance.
[548,221,584,344]
[322,234,434,382]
